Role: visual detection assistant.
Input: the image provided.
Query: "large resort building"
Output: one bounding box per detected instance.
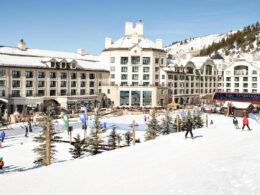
[0,21,259,116]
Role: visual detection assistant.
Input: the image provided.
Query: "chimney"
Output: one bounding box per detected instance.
[77,48,85,56]
[155,39,163,48]
[135,20,143,36]
[18,39,26,51]
[105,37,112,49]
[125,22,133,36]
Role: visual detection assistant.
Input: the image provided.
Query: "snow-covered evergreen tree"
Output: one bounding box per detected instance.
[33,116,61,165]
[108,128,118,149]
[69,134,85,159]
[124,131,133,146]
[160,110,176,134]
[145,109,159,141]
[88,108,106,155]
[193,110,204,129]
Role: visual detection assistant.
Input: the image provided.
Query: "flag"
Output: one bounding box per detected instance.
[249,113,258,123]
[62,114,69,134]
[79,106,88,129]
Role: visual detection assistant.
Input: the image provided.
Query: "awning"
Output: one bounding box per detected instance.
[0,98,8,104]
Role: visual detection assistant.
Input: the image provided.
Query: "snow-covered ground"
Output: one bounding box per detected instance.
[1,113,260,195]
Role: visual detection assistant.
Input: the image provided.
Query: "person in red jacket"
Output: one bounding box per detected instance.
[242,116,251,131]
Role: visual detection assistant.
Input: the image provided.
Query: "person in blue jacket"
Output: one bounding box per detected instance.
[0,131,5,143]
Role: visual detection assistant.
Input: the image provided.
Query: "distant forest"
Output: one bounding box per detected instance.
[199,22,260,56]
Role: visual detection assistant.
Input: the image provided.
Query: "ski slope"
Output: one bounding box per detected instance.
[1,114,260,195]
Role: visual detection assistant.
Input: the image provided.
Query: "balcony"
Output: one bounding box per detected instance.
[234,70,248,75]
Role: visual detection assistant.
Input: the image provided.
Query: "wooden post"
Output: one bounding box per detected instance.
[46,119,51,166]
[132,120,136,145]
[206,114,208,128]
[69,126,73,144]
[176,115,179,132]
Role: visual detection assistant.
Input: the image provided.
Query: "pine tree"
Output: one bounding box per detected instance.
[124,131,133,146]
[145,109,159,141]
[160,109,175,134]
[69,134,85,159]
[33,116,62,165]
[193,110,204,129]
[88,108,106,155]
[107,128,118,149]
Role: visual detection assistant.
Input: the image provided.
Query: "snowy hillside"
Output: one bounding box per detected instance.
[165,33,232,57]
[1,114,260,195]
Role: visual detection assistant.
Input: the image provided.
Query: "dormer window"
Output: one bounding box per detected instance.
[56,62,60,69]
[67,63,70,69]
[62,62,66,68]
[51,62,55,68]
[72,63,76,69]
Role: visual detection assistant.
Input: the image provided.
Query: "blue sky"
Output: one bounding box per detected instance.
[0,0,259,54]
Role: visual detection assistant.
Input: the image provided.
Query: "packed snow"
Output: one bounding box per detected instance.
[1,113,260,195]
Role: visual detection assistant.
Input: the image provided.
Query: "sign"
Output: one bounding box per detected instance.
[212,92,260,104]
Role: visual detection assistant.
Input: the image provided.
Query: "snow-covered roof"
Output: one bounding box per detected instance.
[223,102,252,109]
[105,36,164,51]
[0,46,109,71]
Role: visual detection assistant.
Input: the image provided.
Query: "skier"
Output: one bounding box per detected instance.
[242,116,251,131]
[233,117,239,129]
[0,131,5,143]
[144,115,147,122]
[0,157,4,169]
[210,120,213,125]
[25,126,28,137]
[185,119,193,139]
[28,118,32,132]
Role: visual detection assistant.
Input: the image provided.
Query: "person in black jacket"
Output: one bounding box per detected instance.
[185,119,193,139]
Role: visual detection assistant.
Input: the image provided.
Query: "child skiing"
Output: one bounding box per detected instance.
[242,116,251,131]
[0,157,4,169]
[233,117,239,129]
[210,120,213,125]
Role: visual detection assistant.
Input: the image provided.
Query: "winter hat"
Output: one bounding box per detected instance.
[0,157,2,161]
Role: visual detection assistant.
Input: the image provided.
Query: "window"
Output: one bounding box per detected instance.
[50,90,56,96]
[110,82,115,86]
[89,89,95,95]
[71,63,76,69]
[235,89,239,92]
[121,67,128,72]
[252,70,257,74]
[62,62,66,68]
[132,67,139,72]
[155,67,159,72]
[252,77,257,81]
[121,82,128,86]
[121,57,128,64]
[243,77,248,81]
[243,83,248,88]
[51,62,55,68]
[226,77,231,81]
[38,90,45,97]
[98,73,102,79]
[252,89,257,93]
[235,83,239,87]
[155,58,159,64]
[155,75,159,80]
[12,71,20,78]
[71,81,76,87]
[120,91,129,106]
[80,73,86,79]
[56,62,60,68]
[143,67,149,72]
[80,89,85,95]
[38,72,45,78]
[162,75,165,79]
[71,73,77,79]
[71,89,76,96]
[60,72,67,79]
[26,71,33,78]
[0,90,5,97]
[131,57,140,64]
[143,91,152,106]
[0,70,6,77]
[252,83,257,88]
[80,81,85,87]
[12,80,20,88]
[26,81,33,88]
[143,82,149,86]
[121,74,128,80]
[89,81,95,87]
[99,81,102,86]
[143,74,149,80]
[89,73,95,79]
[60,90,67,96]
[0,80,5,87]
[143,57,150,65]
[161,90,164,95]
[168,75,173,80]
[155,82,159,86]
[61,81,67,87]
[131,91,140,106]
[110,57,115,63]
[110,66,115,71]
[132,82,138,86]
[110,74,115,79]
[234,77,239,81]
[132,74,138,80]
[12,90,20,97]
[50,81,56,87]
[226,83,231,87]
[243,89,248,92]
[50,72,56,78]
[161,58,164,65]
[26,90,33,97]
[107,89,110,94]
